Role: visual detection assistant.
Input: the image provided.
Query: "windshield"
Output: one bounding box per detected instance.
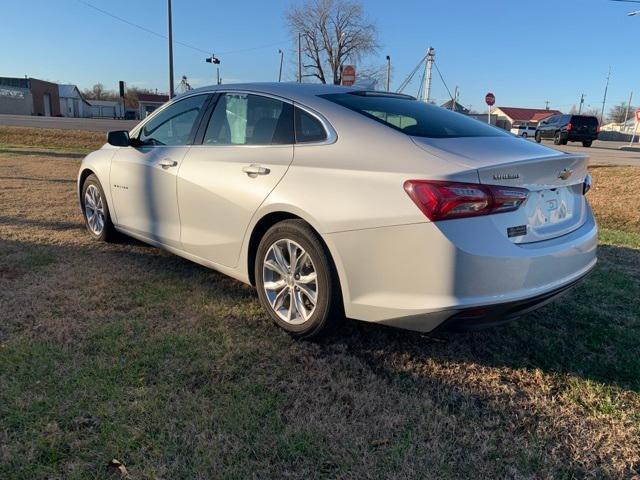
[571,116,598,127]
[319,92,510,139]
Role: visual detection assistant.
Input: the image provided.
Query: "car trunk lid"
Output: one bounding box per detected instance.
[411,136,590,243]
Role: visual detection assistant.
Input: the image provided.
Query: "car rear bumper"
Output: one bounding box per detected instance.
[325,208,597,332]
[563,132,598,142]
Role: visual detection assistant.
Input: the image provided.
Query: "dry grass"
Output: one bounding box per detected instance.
[0,126,105,153]
[0,153,639,479]
[590,166,640,235]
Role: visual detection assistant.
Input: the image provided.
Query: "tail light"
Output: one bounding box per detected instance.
[404,180,529,221]
[583,173,592,195]
[596,125,600,133]
[566,122,573,131]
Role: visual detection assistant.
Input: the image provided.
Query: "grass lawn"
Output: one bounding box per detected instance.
[0,143,639,478]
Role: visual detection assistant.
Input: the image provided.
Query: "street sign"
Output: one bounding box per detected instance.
[342,65,356,86]
[485,92,496,106]
[635,108,640,122]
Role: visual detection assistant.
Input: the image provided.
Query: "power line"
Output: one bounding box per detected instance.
[76,0,287,56]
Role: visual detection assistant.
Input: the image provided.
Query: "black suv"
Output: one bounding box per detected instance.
[535,114,599,147]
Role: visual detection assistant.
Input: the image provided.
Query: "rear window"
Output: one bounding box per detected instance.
[319,92,510,139]
[570,115,598,127]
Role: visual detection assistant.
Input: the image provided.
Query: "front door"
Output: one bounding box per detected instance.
[110,94,209,248]
[178,92,295,267]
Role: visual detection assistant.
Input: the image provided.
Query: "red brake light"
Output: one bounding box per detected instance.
[566,122,572,131]
[404,180,529,221]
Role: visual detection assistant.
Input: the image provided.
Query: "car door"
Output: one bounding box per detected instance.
[110,94,210,247]
[177,92,294,267]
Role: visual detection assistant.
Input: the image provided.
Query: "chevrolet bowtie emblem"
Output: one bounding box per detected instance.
[558,168,573,180]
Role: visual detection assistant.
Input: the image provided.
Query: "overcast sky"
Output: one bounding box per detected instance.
[1,0,637,111]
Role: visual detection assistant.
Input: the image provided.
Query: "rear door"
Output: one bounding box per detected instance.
[570,115,599,137]
[177,92,294,267]
[110,94,210,247]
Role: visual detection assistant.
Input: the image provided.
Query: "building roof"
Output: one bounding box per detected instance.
[495,107,562,123]
[440,99,470,114]
[138,93,170,103]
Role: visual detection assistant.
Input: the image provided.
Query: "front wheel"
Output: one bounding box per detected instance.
[521,132,528,138]
[81,174,117,242]
[535,131,542,143]
[255,219,341,338]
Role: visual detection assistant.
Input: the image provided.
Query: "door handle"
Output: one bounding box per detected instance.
[159,158,178,168]
[242,164,270,176]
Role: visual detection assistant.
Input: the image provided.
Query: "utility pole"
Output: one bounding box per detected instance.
[578,93,585,114]
[385,55,391,91]
[544,100,550,110]
[451,86,459,111]
[167,0,174,98]
[600,67,611,124]
[278,49,284,82]
[205,54,221,85]
[297,33,302,83]
[422,47,435,103]
[624,91,633,129]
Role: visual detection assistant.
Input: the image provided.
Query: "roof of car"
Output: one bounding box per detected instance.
[184,82,359,103]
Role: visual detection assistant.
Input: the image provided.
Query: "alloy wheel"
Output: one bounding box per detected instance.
[84,184,105,235]
[262,238,318,325]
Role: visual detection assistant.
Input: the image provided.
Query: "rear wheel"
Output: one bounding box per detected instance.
[582,140,592,147]
[553,131,562,145]
[81,174,117,242]
[255,219,341,338]
[535,131,542,143]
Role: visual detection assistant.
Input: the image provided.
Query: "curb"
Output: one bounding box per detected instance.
[618,146,640,153]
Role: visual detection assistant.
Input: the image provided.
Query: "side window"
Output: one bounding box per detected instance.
[203,93,293,145]
[295,107,328,143]
[138,95,207,146]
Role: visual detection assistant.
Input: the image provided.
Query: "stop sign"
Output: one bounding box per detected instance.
[342,65,356,86]
[485,92,496,106]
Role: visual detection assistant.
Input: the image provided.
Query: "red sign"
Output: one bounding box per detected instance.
[342,65,356,86]
[485,92,496,106]
[635,108,640,122]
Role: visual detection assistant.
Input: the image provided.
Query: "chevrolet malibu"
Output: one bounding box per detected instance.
[78,83,597,338]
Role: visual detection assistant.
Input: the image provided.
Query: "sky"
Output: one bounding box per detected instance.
[1,0,638,113]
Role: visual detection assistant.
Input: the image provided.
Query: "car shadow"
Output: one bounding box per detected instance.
[1,230,638,393]
[323,242,640,392]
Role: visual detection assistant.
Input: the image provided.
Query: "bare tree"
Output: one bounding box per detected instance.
[82,83,118,101]
[286,0,378,84]
[607,101,635,124]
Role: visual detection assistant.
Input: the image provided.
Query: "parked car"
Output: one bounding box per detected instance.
[535,114,599,147]
[78,84,597,338]
[510,123,537,138]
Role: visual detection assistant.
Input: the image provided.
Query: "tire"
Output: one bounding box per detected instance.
[553,131,562,145]
[521,132,528,138]
[582,140,592,148]
[255,219,342,338]
[80,174,117,242]
[535,131,542,143]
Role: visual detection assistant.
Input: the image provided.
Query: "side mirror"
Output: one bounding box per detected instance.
[107,130,130,147]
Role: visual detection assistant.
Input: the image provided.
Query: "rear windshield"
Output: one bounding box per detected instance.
[319,92,510,139]
[570,115,598,127]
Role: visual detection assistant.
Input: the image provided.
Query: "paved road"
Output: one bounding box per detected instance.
[0,114,139,132]
[538,139,640,167]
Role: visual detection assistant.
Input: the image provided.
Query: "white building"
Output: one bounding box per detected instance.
[89,99,124,118]
[58,84,91,118]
